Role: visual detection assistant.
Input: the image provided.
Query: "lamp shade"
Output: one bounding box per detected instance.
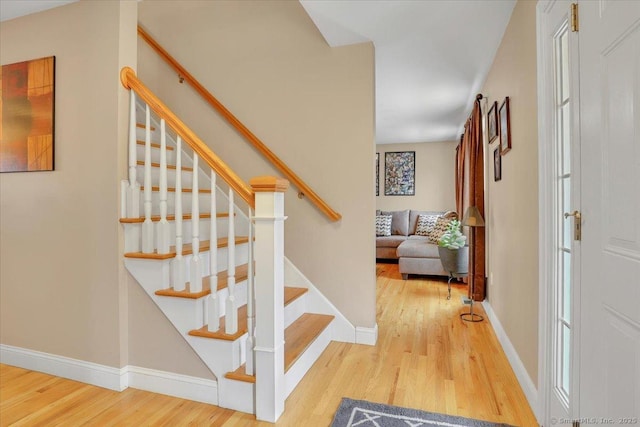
[462,206,485,227]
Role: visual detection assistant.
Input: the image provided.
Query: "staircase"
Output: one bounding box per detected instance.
[119,67,352,422]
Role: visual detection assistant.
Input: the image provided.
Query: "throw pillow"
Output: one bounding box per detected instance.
[375,215,392,237]
[415,214,439,236]
[427,216,451,244]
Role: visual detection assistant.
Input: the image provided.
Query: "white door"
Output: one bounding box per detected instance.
[579,0,640,423]
[538,1,581,425]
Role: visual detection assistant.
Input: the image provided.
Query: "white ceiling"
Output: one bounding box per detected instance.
[300,0,516,144]
[0,0,76,22]
[1,0,515,145]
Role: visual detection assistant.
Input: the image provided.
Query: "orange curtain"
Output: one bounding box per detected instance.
[456,95,485,300]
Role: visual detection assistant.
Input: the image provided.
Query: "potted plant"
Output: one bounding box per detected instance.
[438,219,469,274]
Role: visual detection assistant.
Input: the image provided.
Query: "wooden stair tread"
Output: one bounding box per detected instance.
[140,186,212,193]
[124,236,249,260]
[137,160,193,171]
[224,365,256,383]
[120,212,229,224]
[136,123,156,131]
[284,313,334,372]
[136,140,174,150]
[226,313,334,383]
[284,287,308,306]
[155,264,249,299]
[189,305,248,341]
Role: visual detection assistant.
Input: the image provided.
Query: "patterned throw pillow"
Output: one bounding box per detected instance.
[415,214,439,236]
[375,215,392,236]
[427,216,451,244]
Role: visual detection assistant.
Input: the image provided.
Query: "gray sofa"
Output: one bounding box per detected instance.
[376,209,457,279]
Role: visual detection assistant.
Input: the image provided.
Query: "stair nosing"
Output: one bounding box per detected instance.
[120,212,230,224]
[136,140,174,150]
[140,186,212,194]
[155,264,250,299]
[136,160,193,171]
[123,236,250,260]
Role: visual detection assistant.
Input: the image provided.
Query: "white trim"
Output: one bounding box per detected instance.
[127,366,218,405]
[482,302,539,420]
[355,324,378,346]
[0,344,219,405]
[536,2,554,424]
[0,344,127,391]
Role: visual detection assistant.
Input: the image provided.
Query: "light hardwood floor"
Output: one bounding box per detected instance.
[0,263,538,426]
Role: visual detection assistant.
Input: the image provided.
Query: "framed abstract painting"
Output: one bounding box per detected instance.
[384,151,415,196]
[0,56,55,172]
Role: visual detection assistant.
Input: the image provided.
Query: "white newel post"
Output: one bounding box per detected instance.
[250,176,289,423]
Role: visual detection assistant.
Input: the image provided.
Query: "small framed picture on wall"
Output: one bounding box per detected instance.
[488,101,498,143]
[499,96,511,155]
[494,147,502,181]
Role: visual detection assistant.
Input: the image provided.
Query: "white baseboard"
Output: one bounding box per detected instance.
[127,366,218,405]
[0,344,127,391]
[0,344,218,405]
[482,301,538,413]
[355,324,378,346]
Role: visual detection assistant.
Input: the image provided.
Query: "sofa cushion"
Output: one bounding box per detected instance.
[396,240,441,258]
[381,209,410,236]
[409,210,445,235]
[375,215,392,236]
[427,216,452,244]
[408,235,429,240]
[415,214,440,236]
[376,235,408,248]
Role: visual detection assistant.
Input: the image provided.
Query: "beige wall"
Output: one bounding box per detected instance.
[376,142,457,213]
[136,1,376,344]
[482,0,539,385]
[0,1,137,368]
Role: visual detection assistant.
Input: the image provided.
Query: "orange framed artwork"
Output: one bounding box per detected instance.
[0,56,55,172]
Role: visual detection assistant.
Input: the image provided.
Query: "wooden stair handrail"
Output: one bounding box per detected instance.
[137,25,342,222]
[120,67,255,208]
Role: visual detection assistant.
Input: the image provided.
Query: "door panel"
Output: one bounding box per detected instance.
[579,0,640,421]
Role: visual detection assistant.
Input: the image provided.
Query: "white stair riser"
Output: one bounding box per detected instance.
[136,165,194,190]
[284,292,307,329]
[135,144,178,166]
[218,378,255,414]
[142,192,209,215]
[124,244,249,277]
[284,321,332,397]
[123,221,250,254]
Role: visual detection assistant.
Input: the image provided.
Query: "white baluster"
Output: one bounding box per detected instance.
[157,119,170,254]
[126,91,140,218]
[225,189,238,334]
[245,207,255,375]
[190,155,203,293]
[172,136,185,291]
[141,104,154,253]
[207,172,220,331]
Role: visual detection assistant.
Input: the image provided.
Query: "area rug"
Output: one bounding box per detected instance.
[330,398,515,427]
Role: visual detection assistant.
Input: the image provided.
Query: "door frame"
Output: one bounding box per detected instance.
[536,0,582,424]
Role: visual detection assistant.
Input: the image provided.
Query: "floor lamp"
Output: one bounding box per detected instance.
[460,206,484,322]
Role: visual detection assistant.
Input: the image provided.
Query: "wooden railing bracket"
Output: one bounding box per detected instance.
[297,192,305,199]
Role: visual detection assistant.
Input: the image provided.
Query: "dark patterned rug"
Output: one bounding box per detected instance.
[331,398,516,427]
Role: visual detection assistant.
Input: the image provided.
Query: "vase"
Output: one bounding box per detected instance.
[438,245,469,275]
